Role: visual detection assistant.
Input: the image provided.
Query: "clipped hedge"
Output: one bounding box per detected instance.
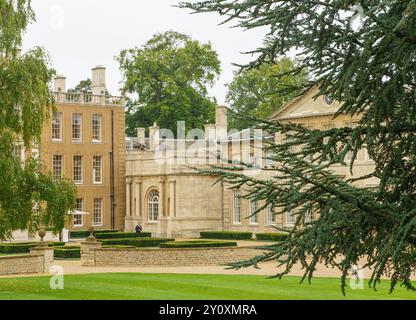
[0,242,65,254]
[255,233,289,242]
[95,232,151,239]
[70,229,115,238]
[200,231,253,240]
[102,245,136,249]
[101,237,174,248]
[159,240,237,249]
[54,246,81,259]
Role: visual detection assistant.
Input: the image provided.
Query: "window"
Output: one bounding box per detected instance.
[266,205,275,225]
[93,198,103,226]
[305,208,312,224]
[52,155,63,181]
[249,200,258,224]
[74,198,84,227]
[324,95,334,105]
[265,149,274,166]
[72,113,83,141]
[73,155,83,184]
[51,112,63,141]
[13,144,24,163]
[345,122,359,162]
[92,114,102,142]
[233,191,241,224]
[286,209,295,225]
[148,190,159,222]
[323,124,335,145]
[93,156,103,184]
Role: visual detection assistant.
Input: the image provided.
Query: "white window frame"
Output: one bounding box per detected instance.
[233,191,241,224]
[52,155,64,181]
[72,113,83,142]
[92,114,102,143]
[286,209,295,225]
[265,149,274,166]
[51,112,63,142]
[249,200,258,225]
[73,155,83,185]
[13,143,25,163]
[74,198,84,227]
[266,204,275,225]
[92,198,103,226]
[148,190,159,222]
[92,155,103,184]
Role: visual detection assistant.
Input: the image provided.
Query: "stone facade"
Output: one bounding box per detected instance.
[0,247,53,276]
[125,87,378,238]
[40,67,126,231]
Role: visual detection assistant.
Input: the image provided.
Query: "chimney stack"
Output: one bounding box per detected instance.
[137,128,146,145]
[92,65,106,96]
[54,75,66,93]
[215,105,228,140]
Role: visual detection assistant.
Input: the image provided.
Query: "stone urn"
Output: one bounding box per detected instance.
[87,226,96,241]
[37,228,48,247]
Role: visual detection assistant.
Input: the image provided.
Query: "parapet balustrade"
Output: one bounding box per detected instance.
[53,92,125,106]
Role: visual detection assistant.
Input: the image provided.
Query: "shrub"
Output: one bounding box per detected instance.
[0,242,64,254]
[70,229,115,238]
[160,240,237,248]
[255,233,289,241]
[54,246,81,259]
[95,232,151,239]
[200,231,253,240]
[100,237,173,248]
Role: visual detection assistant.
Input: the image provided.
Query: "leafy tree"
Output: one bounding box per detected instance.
[179,0,416,293]
[0,1,76,240]
[68,78,110,96]
[226,58,307,130]
[117,31,221,136]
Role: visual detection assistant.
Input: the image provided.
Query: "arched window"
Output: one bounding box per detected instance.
[148,190,159,222]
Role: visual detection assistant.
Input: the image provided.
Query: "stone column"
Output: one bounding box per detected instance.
[81,239,102,266]
[30,246,54,273]
[169,180,176,218]
[159,179,165,217]
[135,179,142,217]
[126,177,132,217]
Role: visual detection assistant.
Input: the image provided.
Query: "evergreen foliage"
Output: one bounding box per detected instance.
[179,0,416,293]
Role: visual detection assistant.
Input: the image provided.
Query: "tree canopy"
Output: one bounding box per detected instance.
[117,31,221,136]
[68,78,110,96]
[0,0,76,240]
[226,58,307,130]
[179,0,416,293]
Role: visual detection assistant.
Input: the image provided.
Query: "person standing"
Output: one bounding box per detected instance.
[135,224,142,237]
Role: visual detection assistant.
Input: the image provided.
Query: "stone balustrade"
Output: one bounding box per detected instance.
[53,92,125,106]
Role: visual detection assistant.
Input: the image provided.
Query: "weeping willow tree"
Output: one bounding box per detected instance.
[0,0,76,240]
[179,0,416,293]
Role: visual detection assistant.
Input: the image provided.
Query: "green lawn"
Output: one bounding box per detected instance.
[0,273,415,300]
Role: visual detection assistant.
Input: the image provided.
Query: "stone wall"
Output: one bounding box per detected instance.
[81,241,265,267]
[0,247,53,276]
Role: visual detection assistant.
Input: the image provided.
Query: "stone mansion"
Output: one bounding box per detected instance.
[124,87,378,238]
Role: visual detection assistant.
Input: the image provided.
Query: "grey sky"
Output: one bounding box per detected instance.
[23,0,267,104]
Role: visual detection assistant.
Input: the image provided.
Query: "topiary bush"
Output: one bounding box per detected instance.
[100,237,174,248]
[54,246,81,259]
[70,229,115,238]
[255,233,289,241]
[95,232,151,239]
[200,231,253,240]
[0,242,65,254]
[159,240,237,248]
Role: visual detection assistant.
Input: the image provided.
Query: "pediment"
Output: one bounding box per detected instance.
[272,87,341,120]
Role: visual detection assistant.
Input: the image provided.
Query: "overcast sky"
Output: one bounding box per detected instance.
[22,0,267,104]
